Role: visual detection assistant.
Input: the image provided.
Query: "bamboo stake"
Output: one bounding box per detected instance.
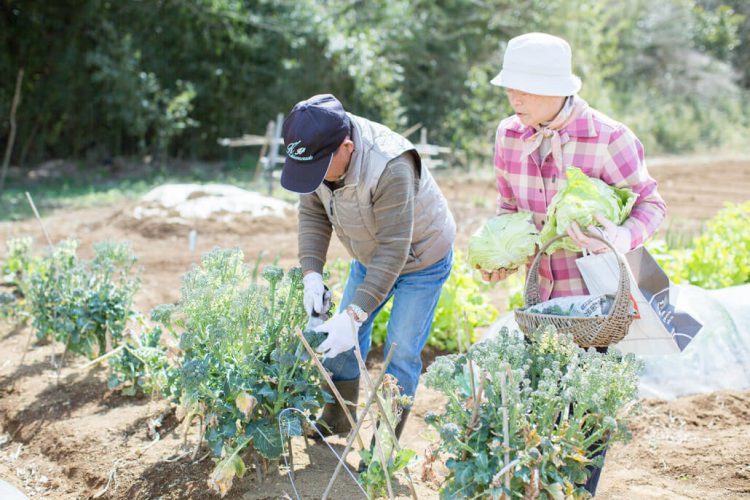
[293,328,364,450]
[352,331,418,500]
[322,345,396,500]
[286,437,294,482]
[352,345,395,500]
[77,344,126,370]
[25,192,53,247]
[20,191,56,367]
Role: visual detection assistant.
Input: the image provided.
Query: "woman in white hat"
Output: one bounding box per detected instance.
[479,32,667,494]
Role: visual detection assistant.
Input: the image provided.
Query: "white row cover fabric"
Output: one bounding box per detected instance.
[481,284,750,399]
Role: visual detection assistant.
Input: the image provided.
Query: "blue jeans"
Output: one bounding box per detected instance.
[323,248,453,400]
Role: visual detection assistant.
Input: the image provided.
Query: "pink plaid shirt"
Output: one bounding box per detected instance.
[494,98,666,300]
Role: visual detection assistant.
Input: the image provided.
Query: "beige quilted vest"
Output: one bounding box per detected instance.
[314,114,455,273]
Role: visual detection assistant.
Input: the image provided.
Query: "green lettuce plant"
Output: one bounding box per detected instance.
[541,167,637,254]
[685,201,750,288]
[468,212,539,271]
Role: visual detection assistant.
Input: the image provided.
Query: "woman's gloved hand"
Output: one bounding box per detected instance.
[567,214,632,254]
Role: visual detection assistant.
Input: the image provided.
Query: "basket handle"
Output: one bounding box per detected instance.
[523,232,632,321]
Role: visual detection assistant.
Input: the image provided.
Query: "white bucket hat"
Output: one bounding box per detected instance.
[491,32,582,96]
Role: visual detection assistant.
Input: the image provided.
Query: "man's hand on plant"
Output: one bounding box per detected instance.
[479,267,517,283]
[302,271,332,317]
[313,309,362,359]
[567,214,632,254]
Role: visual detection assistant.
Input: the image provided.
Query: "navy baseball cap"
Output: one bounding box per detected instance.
[280,94,351,194]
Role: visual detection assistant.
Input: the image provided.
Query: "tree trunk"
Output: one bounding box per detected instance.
[18,119,40,168]
[0,68,24,193]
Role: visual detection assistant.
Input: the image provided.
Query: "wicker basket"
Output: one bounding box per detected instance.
[514,233,635,348]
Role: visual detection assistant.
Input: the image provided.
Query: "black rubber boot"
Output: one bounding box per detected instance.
[314,378,359,439]
[357,409,411,473]
[584,447,607,495]
[393,408,410,438]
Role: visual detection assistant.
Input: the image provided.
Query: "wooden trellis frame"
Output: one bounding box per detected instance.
[218,118,451,195]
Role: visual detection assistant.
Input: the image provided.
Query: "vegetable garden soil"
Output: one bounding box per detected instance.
[1,156,749,498]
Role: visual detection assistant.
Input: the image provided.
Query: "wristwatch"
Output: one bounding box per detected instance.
[346,304,369,323]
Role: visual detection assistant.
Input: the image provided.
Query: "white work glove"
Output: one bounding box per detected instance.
[303,272,331,317]
[567,214,632,254]
[313,311,362,360]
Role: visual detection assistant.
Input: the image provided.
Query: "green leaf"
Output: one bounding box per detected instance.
[258,384,276,402]
[222,420,237,439]
[248,420,283,459]
[107,373,121,390]
[393,448,416,470]
[279,415,303,438]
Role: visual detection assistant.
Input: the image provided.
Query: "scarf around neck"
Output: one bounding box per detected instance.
[522,95,585,168]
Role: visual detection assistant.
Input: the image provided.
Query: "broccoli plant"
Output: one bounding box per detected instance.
[1,237,38,321]
[154,248,327,496]
[424,326,642,499]
[107,313,172,397]
[27,239,140,359]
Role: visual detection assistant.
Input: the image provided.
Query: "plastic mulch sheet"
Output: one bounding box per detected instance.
[638,284,750,399]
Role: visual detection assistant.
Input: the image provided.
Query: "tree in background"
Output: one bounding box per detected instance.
[0,0,747,171]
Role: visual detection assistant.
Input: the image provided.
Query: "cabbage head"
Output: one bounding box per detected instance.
[468,212,539,270]
[540,167,637,253]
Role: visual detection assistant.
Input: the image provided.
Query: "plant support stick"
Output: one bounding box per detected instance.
[294,328,364,450]
[351,328,418,500]
[322,345,397,500]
